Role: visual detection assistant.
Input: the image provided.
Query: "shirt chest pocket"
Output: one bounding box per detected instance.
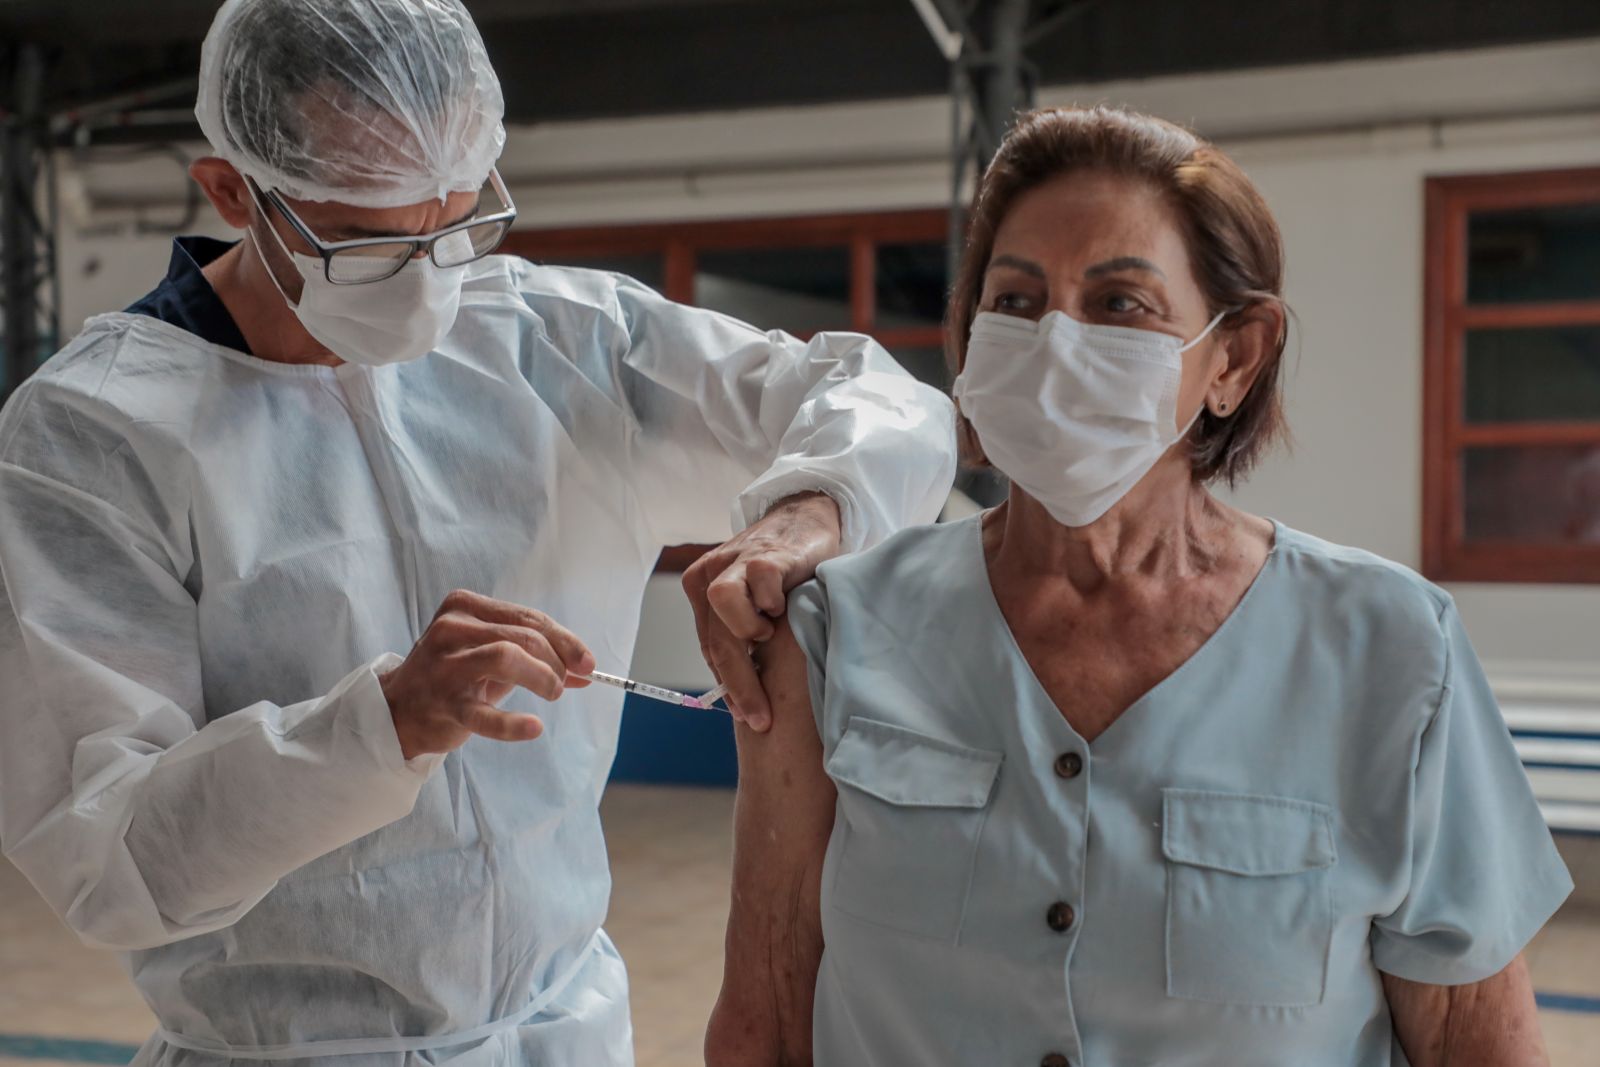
[1162,789,1338,1008]
[824,717,1002,943]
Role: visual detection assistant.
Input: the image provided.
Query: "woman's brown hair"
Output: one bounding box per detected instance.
[947,105,1290,486]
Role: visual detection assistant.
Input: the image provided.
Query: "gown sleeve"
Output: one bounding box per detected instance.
[0,380,440,952]
[603,273,956,551]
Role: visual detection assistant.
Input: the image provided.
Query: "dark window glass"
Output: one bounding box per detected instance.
[695,246,851,334]
[1467,202,1600,304]
[550,253,666,293]
[876,242,948,330]
[955,466,1010,509]
[1464,325,1600,423]
[879,343,950,390]
[1462,444,1600,544]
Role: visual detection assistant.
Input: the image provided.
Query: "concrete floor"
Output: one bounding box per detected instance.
[2,784,1598,1067]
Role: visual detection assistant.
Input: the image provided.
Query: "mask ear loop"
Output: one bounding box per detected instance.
[1177,306,1236,353]
[1175,306,1242,433]
[244,179,308,310]
[245,229,302,312]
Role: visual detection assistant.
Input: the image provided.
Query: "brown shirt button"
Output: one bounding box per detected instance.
[1046,901,1075,932]
[1041,1055,1071,1067]
[1053,752,1083,779]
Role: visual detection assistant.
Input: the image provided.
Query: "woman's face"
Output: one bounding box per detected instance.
[978,169,1230,430]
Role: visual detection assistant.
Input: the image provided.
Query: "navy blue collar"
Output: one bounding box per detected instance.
[125,236,252,355]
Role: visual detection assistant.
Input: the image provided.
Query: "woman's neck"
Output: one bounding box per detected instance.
[985,458,1244,594]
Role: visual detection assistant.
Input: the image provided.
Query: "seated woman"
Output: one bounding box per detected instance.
[704,106,1571,1067]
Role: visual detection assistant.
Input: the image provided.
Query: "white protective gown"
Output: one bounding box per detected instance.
[0,255,956,1067]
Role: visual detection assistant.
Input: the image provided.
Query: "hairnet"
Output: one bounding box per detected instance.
[195,0,506,207]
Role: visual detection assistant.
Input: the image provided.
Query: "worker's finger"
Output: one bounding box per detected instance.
[682,554,724,677]
[456,641,564,702]
[458,700,544,743]
[743,555,790,618]
[441,616,569,681]
[439,589,596,675]
[703,614,769,730]
[706,562,778,644]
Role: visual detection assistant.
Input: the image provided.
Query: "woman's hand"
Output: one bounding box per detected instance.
[1383,954,1550,1067]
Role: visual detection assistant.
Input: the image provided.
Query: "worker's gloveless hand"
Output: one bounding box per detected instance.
[683,491,842,732]
[380,589,596,760]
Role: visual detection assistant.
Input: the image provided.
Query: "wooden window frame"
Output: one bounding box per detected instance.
[500,209,951,571]
[500,209,949,348]
[1422,167,1600,585]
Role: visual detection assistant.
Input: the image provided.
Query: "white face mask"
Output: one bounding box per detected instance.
[250,223,470,367]
[952,308,1228,527]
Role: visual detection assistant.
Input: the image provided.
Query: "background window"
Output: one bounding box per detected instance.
[694,245,853,334]
[557,253,667,293]
[1424,168,1600,583]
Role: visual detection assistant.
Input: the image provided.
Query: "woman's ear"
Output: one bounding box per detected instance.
[189,157,253,229]
[1210,303,1285,412]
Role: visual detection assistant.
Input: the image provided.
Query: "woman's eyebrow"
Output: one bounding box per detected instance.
[987,254,1046,278]
[1085,256,1166,279]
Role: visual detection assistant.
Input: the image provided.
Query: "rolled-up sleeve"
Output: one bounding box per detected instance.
[784,577,833,738]
[1370,603,1573,985]
[606,275,957,551]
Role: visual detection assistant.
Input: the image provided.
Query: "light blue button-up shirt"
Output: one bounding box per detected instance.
[788,515,1572,1067]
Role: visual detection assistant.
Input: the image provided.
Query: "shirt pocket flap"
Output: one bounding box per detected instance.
[827,717,1001,809]
[1162,789,1337,876]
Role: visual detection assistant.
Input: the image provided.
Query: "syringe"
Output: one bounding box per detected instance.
[584,670,729,711]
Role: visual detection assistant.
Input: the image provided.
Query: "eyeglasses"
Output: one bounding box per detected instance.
[249,168,518,285]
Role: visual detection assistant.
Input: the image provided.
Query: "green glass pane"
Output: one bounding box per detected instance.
[695,247,851,333]
[1464,325,1600,423]
[1467,201,1600,305]
[556,253,666,293]
[876,242,948,330]
[878,343,949,390]
[1462,445,1600,544]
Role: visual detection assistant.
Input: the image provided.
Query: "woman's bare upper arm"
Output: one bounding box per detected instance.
[707,617,834,1066]
[736,613,835,843]
[1382,953,1549,1067]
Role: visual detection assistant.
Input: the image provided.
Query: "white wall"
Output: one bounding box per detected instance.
[48,38,1600,689]
[55,215,228,336]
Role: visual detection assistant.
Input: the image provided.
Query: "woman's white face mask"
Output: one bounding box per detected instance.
[250,221,469,367]
[952,308,1228,528]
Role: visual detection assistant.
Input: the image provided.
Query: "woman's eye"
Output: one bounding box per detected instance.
[1104,292,1143,314]
[994,292,1035,313]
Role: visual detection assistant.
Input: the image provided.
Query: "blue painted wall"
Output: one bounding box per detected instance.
[608,693,737,786]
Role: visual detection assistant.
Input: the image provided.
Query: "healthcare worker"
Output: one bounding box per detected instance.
[0,2,955,1066]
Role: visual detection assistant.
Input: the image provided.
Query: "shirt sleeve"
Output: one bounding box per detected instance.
[0,395,441,952]
[1369,602,1573,985]
[606,274,957,551]
[784,577,832,741]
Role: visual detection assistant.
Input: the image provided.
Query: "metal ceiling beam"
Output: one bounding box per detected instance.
[919,0,1101,285]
